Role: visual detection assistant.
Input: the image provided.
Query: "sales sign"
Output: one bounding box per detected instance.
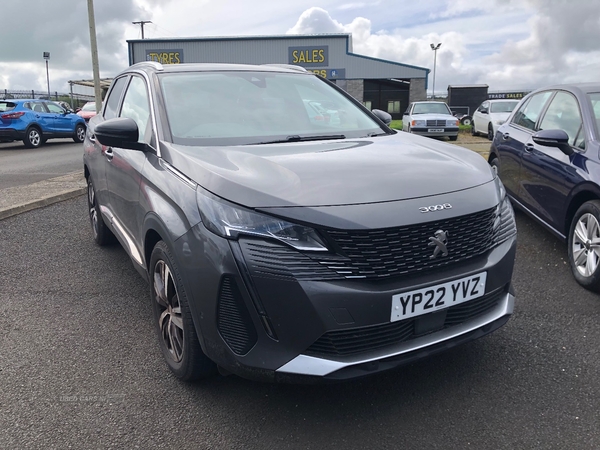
[288,46,329,67]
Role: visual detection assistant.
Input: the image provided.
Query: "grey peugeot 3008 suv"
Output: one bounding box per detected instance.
[83,62,517,382]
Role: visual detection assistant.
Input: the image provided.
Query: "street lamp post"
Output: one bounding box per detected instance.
[430,43,441,99]
[43,52,50,99]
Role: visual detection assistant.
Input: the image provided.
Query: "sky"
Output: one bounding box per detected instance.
[0,0,598,96]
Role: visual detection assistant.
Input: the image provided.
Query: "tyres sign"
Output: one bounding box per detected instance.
[146,49,184,64]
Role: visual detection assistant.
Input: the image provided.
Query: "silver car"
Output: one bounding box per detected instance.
[402,101,460,140]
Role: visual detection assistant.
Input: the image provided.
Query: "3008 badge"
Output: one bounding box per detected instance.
[419,203,452,213]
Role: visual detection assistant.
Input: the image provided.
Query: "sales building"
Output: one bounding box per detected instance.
[127,34,429,119]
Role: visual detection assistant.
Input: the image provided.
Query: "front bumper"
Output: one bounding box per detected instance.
[174,221,517,382]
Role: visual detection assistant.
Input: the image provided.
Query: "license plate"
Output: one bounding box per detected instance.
[428,128,444,132]
[390,272,487,322]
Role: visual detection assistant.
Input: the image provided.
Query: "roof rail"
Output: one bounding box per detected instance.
[131,61,164,71]
[262,64,307,72]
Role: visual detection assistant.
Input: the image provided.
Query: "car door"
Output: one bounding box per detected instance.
[45,102,72,135]
[519,90,587,233]
[495,91,553,200]
[105,75,153,250]
[87,75,130,220]
[29,102,54,134]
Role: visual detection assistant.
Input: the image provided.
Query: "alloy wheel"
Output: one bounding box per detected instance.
[572,213,600,277]
[153,260,184,362]
[88,181,98,237]
[29,129,41,146]
[77,126,86,142]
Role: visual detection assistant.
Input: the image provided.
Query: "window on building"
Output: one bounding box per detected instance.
[387,101,400,114]
[363,101,372,110]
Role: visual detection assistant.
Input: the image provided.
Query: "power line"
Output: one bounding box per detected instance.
[132,20,152,39]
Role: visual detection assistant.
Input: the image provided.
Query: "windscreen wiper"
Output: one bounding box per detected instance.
[253,134,346,145]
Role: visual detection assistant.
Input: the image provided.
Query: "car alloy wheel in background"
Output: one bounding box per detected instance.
[24,127,42,148]
[568,201,600,291]
[74,124,86,143]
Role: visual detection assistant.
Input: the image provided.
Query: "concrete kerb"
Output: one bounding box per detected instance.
[0,171,86,221]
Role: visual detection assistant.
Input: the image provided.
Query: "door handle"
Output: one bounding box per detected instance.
[525,143,535,152]
[502,132,510,140]
[105,147,114,161]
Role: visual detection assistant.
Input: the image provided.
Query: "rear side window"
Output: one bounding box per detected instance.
[0,102,16,112]
[104,76,129,120]
[512,91,553,131]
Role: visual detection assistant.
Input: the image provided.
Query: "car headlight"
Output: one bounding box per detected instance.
[447,119,459,126]
[492,175,516,244]
[196,187,328,251]
[411,119,426,127]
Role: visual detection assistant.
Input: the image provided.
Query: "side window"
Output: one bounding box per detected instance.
[512,91,553,131]
[479,102,489,112]
[119,76,151,143]
[104,76,129,120]
[46,102,64,114]
[539,91,583,148]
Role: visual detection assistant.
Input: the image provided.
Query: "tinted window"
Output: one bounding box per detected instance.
[31,103,47,113]
[120,76,151,143]
[46,102,64,113]
[539,91,583,147]
[104,76,129,120]
[0,102,16,112]
[512,91,552,130]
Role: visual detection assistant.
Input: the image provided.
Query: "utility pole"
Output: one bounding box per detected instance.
[132,20,152,39]
[43,52,50,99]
[87,0,102,113]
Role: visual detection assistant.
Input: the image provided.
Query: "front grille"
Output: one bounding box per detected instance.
[305,288,505,357]
[322,207,498,279]
[239,203,515,282]
[426,119,446,127]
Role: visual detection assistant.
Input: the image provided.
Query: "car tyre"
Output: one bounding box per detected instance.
[471,122,478,136]
[460,116,472,126]
[23,127,43,148]
[150,241,217,381]
[74,124,86,143]
[568,201,600,292]
[87,177,115,246]
[488,124,494,141]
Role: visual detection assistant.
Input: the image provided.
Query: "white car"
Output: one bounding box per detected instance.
[402,101,459,140]
[472,99,520,140]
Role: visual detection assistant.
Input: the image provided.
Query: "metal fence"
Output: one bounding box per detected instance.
[0,89,93,108]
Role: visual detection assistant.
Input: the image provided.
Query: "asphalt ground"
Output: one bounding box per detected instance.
[1,133,598,448]
[1,194,599,449]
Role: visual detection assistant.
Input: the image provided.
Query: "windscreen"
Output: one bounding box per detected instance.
[82,102,96,112]
[159,71,383,146]
[412,103,451,115]
[490,101,519,113]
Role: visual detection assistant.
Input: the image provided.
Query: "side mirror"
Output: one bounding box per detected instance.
[532,129,574,156]
[94,117,147,151]
[480,109,488,114]
[371,109,392,125]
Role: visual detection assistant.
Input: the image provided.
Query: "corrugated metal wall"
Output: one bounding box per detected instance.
[128,35,427,80]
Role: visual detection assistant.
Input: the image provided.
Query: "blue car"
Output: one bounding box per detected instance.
[489,83,600,291]
[0,99,86,148]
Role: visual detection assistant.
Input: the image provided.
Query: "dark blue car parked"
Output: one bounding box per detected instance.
[0,99,86,148]
[489,83,600,291]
